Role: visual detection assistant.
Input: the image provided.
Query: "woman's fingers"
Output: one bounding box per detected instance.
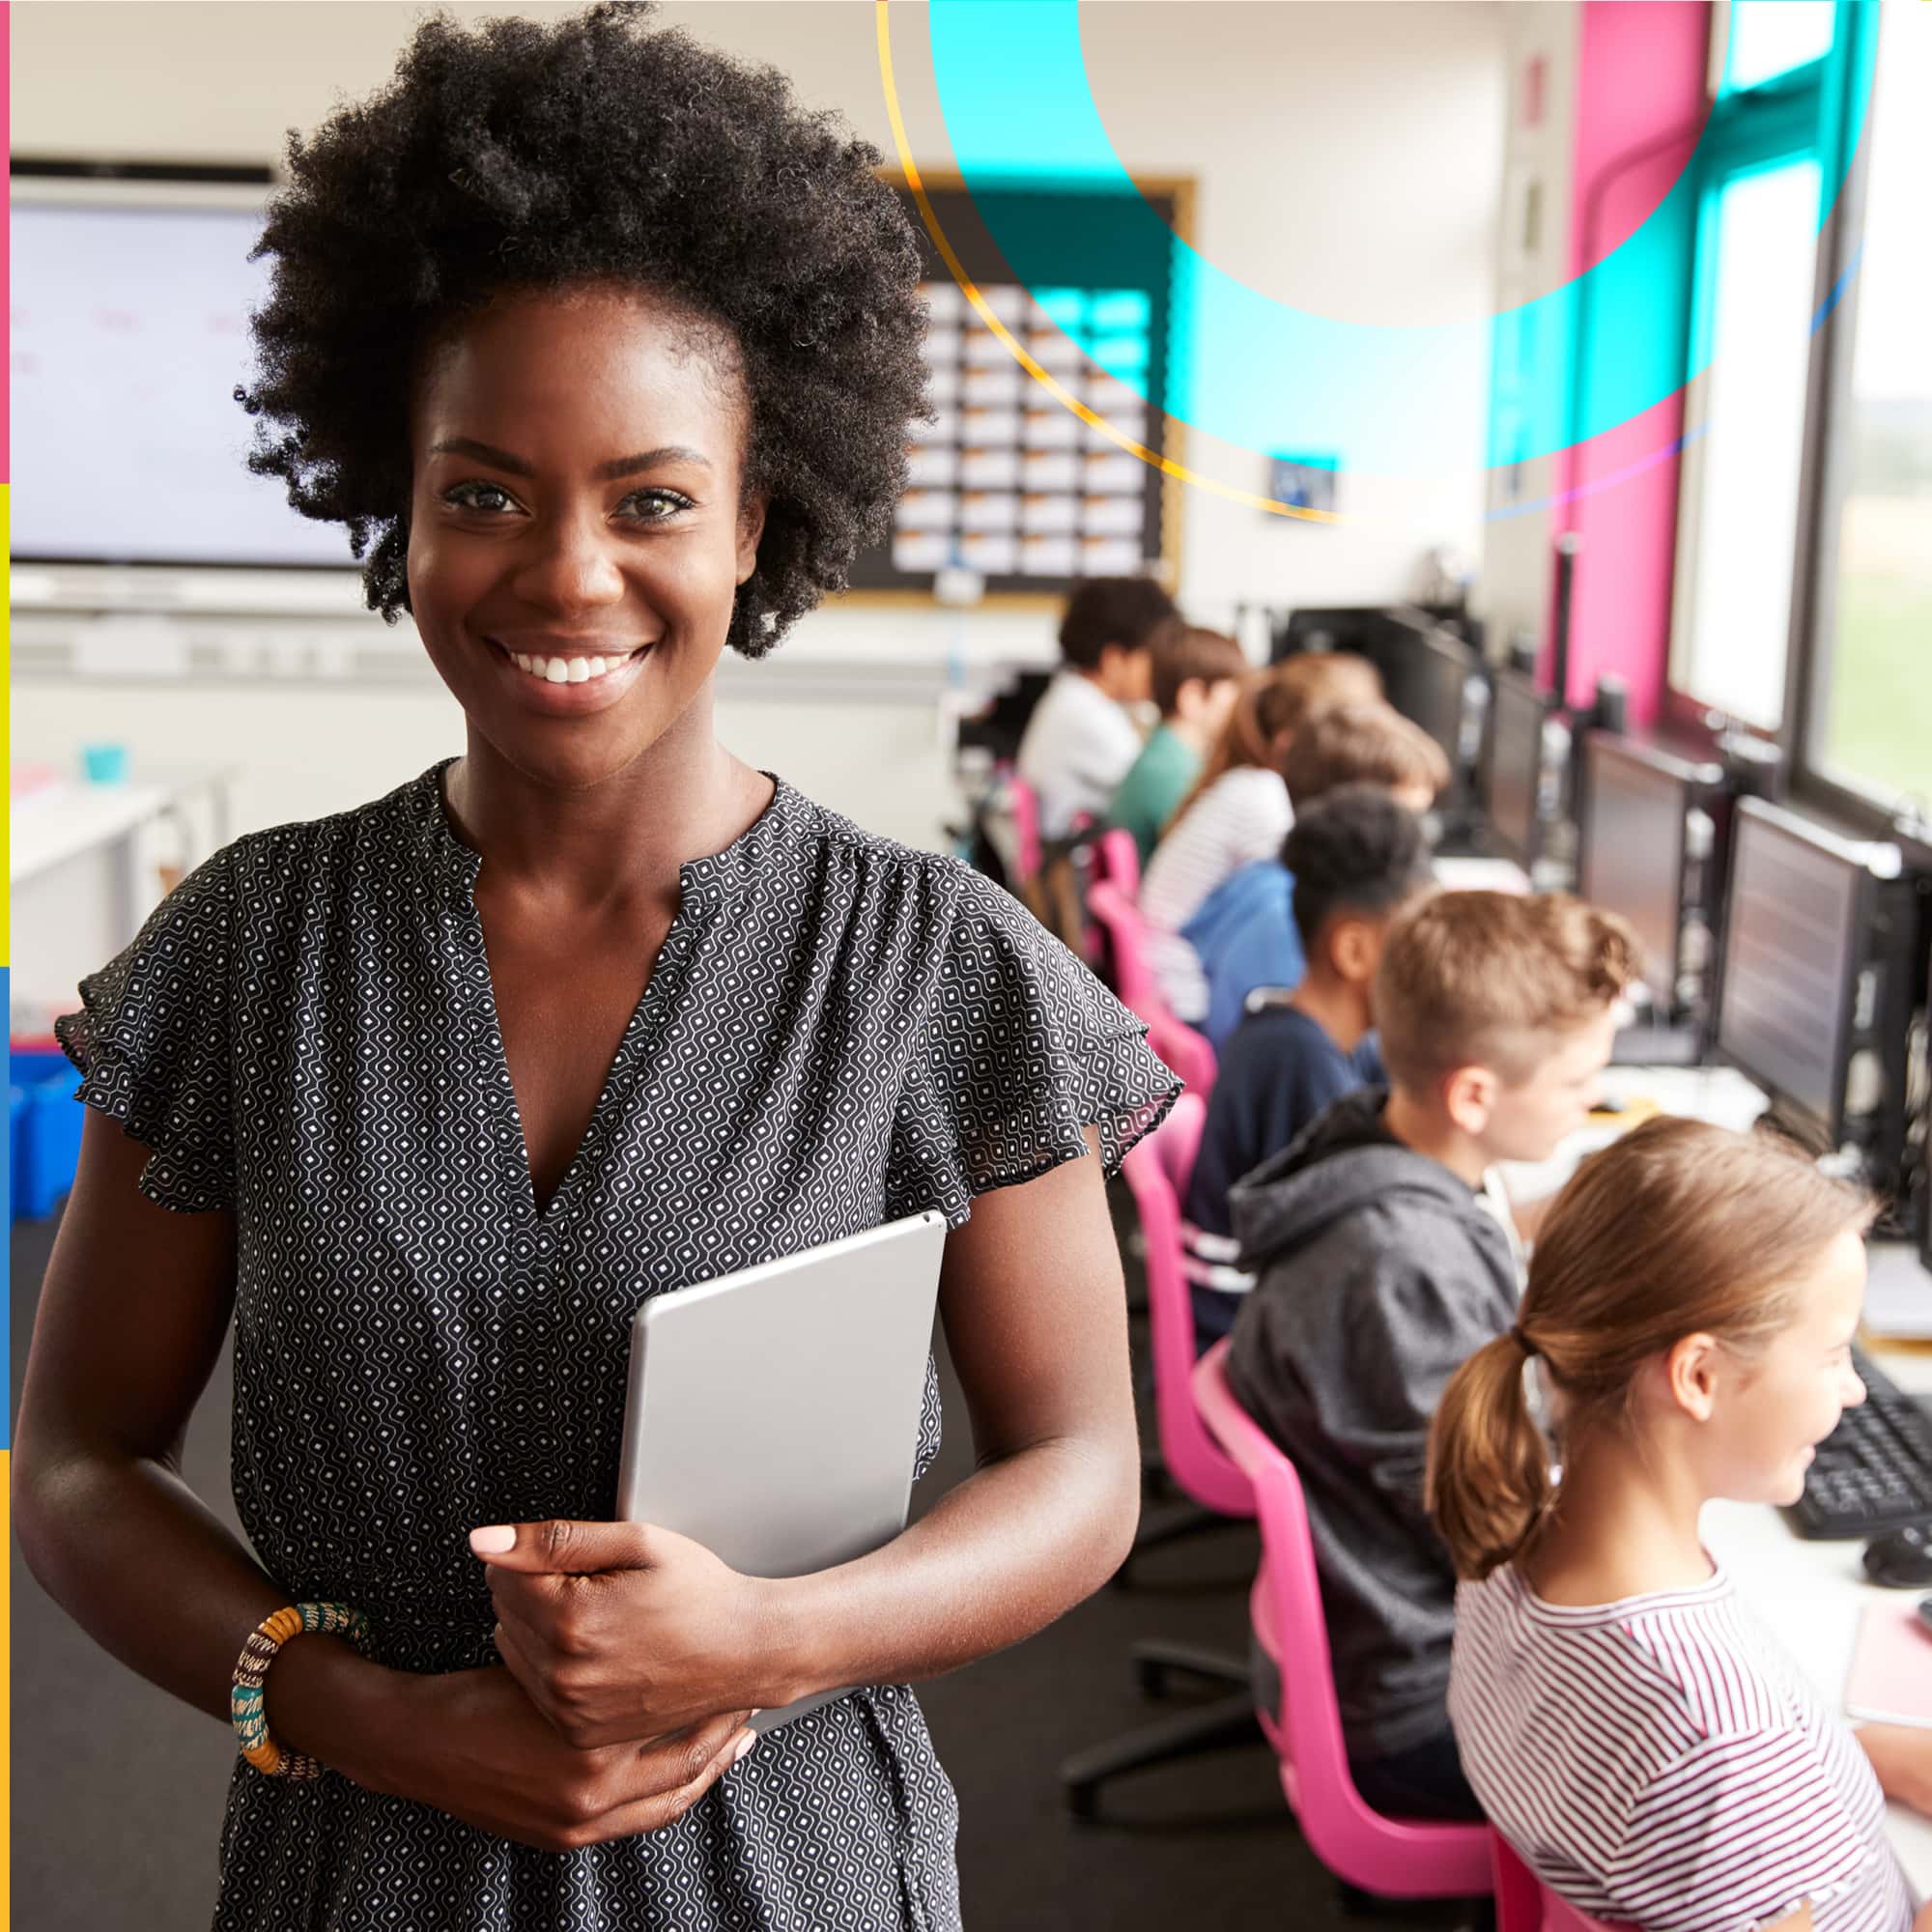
[568,1719,757,1848]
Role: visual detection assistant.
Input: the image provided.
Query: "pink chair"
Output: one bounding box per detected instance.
[1004,770,1043,887]
[1090,826,1143,901]
[1086,880,1217,1103]
[1492,1833,1621,1932]
[1061,1096,1263,1818]
[1192,1342,1493,1901]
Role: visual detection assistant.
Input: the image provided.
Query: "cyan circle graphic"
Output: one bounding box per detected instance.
[925,0,1876,476]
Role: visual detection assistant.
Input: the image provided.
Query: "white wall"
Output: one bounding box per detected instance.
[11,1,1507,842]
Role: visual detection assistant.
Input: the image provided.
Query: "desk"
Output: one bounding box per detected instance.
[1707,1344,1932,1897]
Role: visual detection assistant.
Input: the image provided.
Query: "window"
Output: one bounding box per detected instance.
[1716,0,1835,95]
[1805,5,1932,813]
[1673,158,1821,729]
[1668,1,1865,740]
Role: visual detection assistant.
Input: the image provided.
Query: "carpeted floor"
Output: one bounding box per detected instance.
[10,1194,1469,1930]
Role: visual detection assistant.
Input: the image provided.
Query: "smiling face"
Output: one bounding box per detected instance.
[406,283,764,792]
[1702,1227,1869,1506]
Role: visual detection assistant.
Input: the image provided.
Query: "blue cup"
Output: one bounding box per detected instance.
[80,743,129,784]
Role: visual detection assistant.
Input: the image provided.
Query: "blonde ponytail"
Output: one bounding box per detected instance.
[1427,1115,1875,1584]
[1427,1330,1554,1582]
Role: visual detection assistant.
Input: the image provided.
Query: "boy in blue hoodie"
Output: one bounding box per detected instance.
[1184,701,1450,1051]
[1225,891,1634,1823]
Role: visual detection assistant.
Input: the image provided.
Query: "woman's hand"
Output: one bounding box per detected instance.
[470,1520,788,1748]
[1858,1723,1932,1818]
[381,1662,756,1854]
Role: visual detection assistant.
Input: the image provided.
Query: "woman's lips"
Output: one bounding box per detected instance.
[485,637,655,713]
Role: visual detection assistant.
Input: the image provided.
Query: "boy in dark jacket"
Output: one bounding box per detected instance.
[1226,890,1634,1822]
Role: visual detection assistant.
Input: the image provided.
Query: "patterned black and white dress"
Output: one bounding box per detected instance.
[57,760,1177,1932]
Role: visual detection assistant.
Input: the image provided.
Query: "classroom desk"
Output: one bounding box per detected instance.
[1504,1064,1932,1895]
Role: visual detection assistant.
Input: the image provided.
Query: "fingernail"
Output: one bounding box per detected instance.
[469,1525,516,1554]
[731,1730,758,1764]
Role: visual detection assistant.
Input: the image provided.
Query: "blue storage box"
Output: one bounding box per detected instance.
[11,1046,85,1221]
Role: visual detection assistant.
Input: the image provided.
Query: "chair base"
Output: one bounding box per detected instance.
[1131,1639,1248,1700]
[1060,1692,1263,1821]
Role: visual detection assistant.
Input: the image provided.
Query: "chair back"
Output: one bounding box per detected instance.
[1191,1342,1493,1899]
[1091,827,1142,901]
[1086,880,1218,1101]
[1005,772,1043,885]
[1491,1832,1624,1932]
[1119,1098,1251,1520]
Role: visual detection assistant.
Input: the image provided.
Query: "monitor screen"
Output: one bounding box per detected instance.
[11,195,359,568]
[1486,671,1544,866]
[1577,736,1690,1011]
[1270,608,1389,665]
[1716,801,1863,1137]
[1377,612,1471,769]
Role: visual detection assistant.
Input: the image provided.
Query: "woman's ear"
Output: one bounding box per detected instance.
[736,492,768,583]
[1664,1332,1723,1423]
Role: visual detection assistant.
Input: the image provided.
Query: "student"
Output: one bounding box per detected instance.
[1140,650,1382,1020]
[1184,702,1452,1050]
[1015,577,1179,840]
[1225,890,1635,1821]
[1181,785,1435,1343]
[1432,1117,1932,1932]
[1106,626,1247,867]
[11,14,1172,1931]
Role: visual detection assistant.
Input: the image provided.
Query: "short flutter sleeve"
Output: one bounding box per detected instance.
[890,867,1179,1227]
[53,847,237,1213]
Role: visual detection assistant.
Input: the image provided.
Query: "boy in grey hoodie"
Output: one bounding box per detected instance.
[1226,890,1634,1822]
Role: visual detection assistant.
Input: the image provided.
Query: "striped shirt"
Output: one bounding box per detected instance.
[1140,766,1293,1020]
[1450,1564,1912,1932]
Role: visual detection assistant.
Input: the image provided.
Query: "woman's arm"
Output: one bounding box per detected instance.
[14,1109,754,1852]
[477,1127,1144,1739]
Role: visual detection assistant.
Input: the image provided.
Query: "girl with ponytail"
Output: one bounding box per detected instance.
[1428,1115,1932,1932]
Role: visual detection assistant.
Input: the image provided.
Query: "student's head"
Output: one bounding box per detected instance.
[1374,892,1635,1163]
[1057,579,1179,704]
[1427,1117,1875,1580]
[1283,701,1451,816]
[240,6,928,794]
[1281,785,1435,999]
[1169,650,1382,828]
[1150,626,1247,734]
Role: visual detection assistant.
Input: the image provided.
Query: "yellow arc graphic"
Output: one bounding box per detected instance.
[873,1,1343,526]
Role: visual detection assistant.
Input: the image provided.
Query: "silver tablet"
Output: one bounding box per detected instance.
[614,1209,949,1731]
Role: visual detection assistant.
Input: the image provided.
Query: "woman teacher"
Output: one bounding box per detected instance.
[13,9,1175,1926]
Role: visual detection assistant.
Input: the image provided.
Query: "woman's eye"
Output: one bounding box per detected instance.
[443,481,520,515]
[618,488,696,523]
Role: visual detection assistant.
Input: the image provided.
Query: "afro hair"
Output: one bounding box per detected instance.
[238,2,928,656]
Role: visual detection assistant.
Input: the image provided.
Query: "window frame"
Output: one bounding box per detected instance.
[1666,2,1918,844]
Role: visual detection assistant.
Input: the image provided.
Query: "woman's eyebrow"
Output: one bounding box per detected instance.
[426,437,713,481]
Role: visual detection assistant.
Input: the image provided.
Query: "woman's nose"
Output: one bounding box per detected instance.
[513,506,625,614]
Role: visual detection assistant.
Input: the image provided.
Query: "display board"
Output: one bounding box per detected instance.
[850,176,1188,600]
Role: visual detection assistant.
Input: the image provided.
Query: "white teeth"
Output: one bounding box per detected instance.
[504,646,635,685]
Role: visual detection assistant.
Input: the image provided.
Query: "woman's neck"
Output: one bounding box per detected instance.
[443,689,767,913]
[1522,1425,1715,1606]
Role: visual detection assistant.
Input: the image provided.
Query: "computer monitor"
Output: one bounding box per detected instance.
[1577,734,1711,1015]
[1374,609,1475,775]
[1268,608,1391,665]
[1715,799,1872,1148]
[1483,668,1547,869]
[11,169,359,570]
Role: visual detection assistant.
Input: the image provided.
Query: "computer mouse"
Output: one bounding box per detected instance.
[1862,1524,1932,1589]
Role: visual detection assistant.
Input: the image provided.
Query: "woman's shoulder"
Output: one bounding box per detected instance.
[217,765,450,885]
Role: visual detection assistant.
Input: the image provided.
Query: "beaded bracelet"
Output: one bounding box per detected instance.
[231,1601,372,1780]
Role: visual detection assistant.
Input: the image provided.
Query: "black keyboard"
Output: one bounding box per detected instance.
[1788,1348,1932,1539]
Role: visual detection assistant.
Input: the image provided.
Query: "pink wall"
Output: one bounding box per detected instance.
[1548,0,1712,725]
